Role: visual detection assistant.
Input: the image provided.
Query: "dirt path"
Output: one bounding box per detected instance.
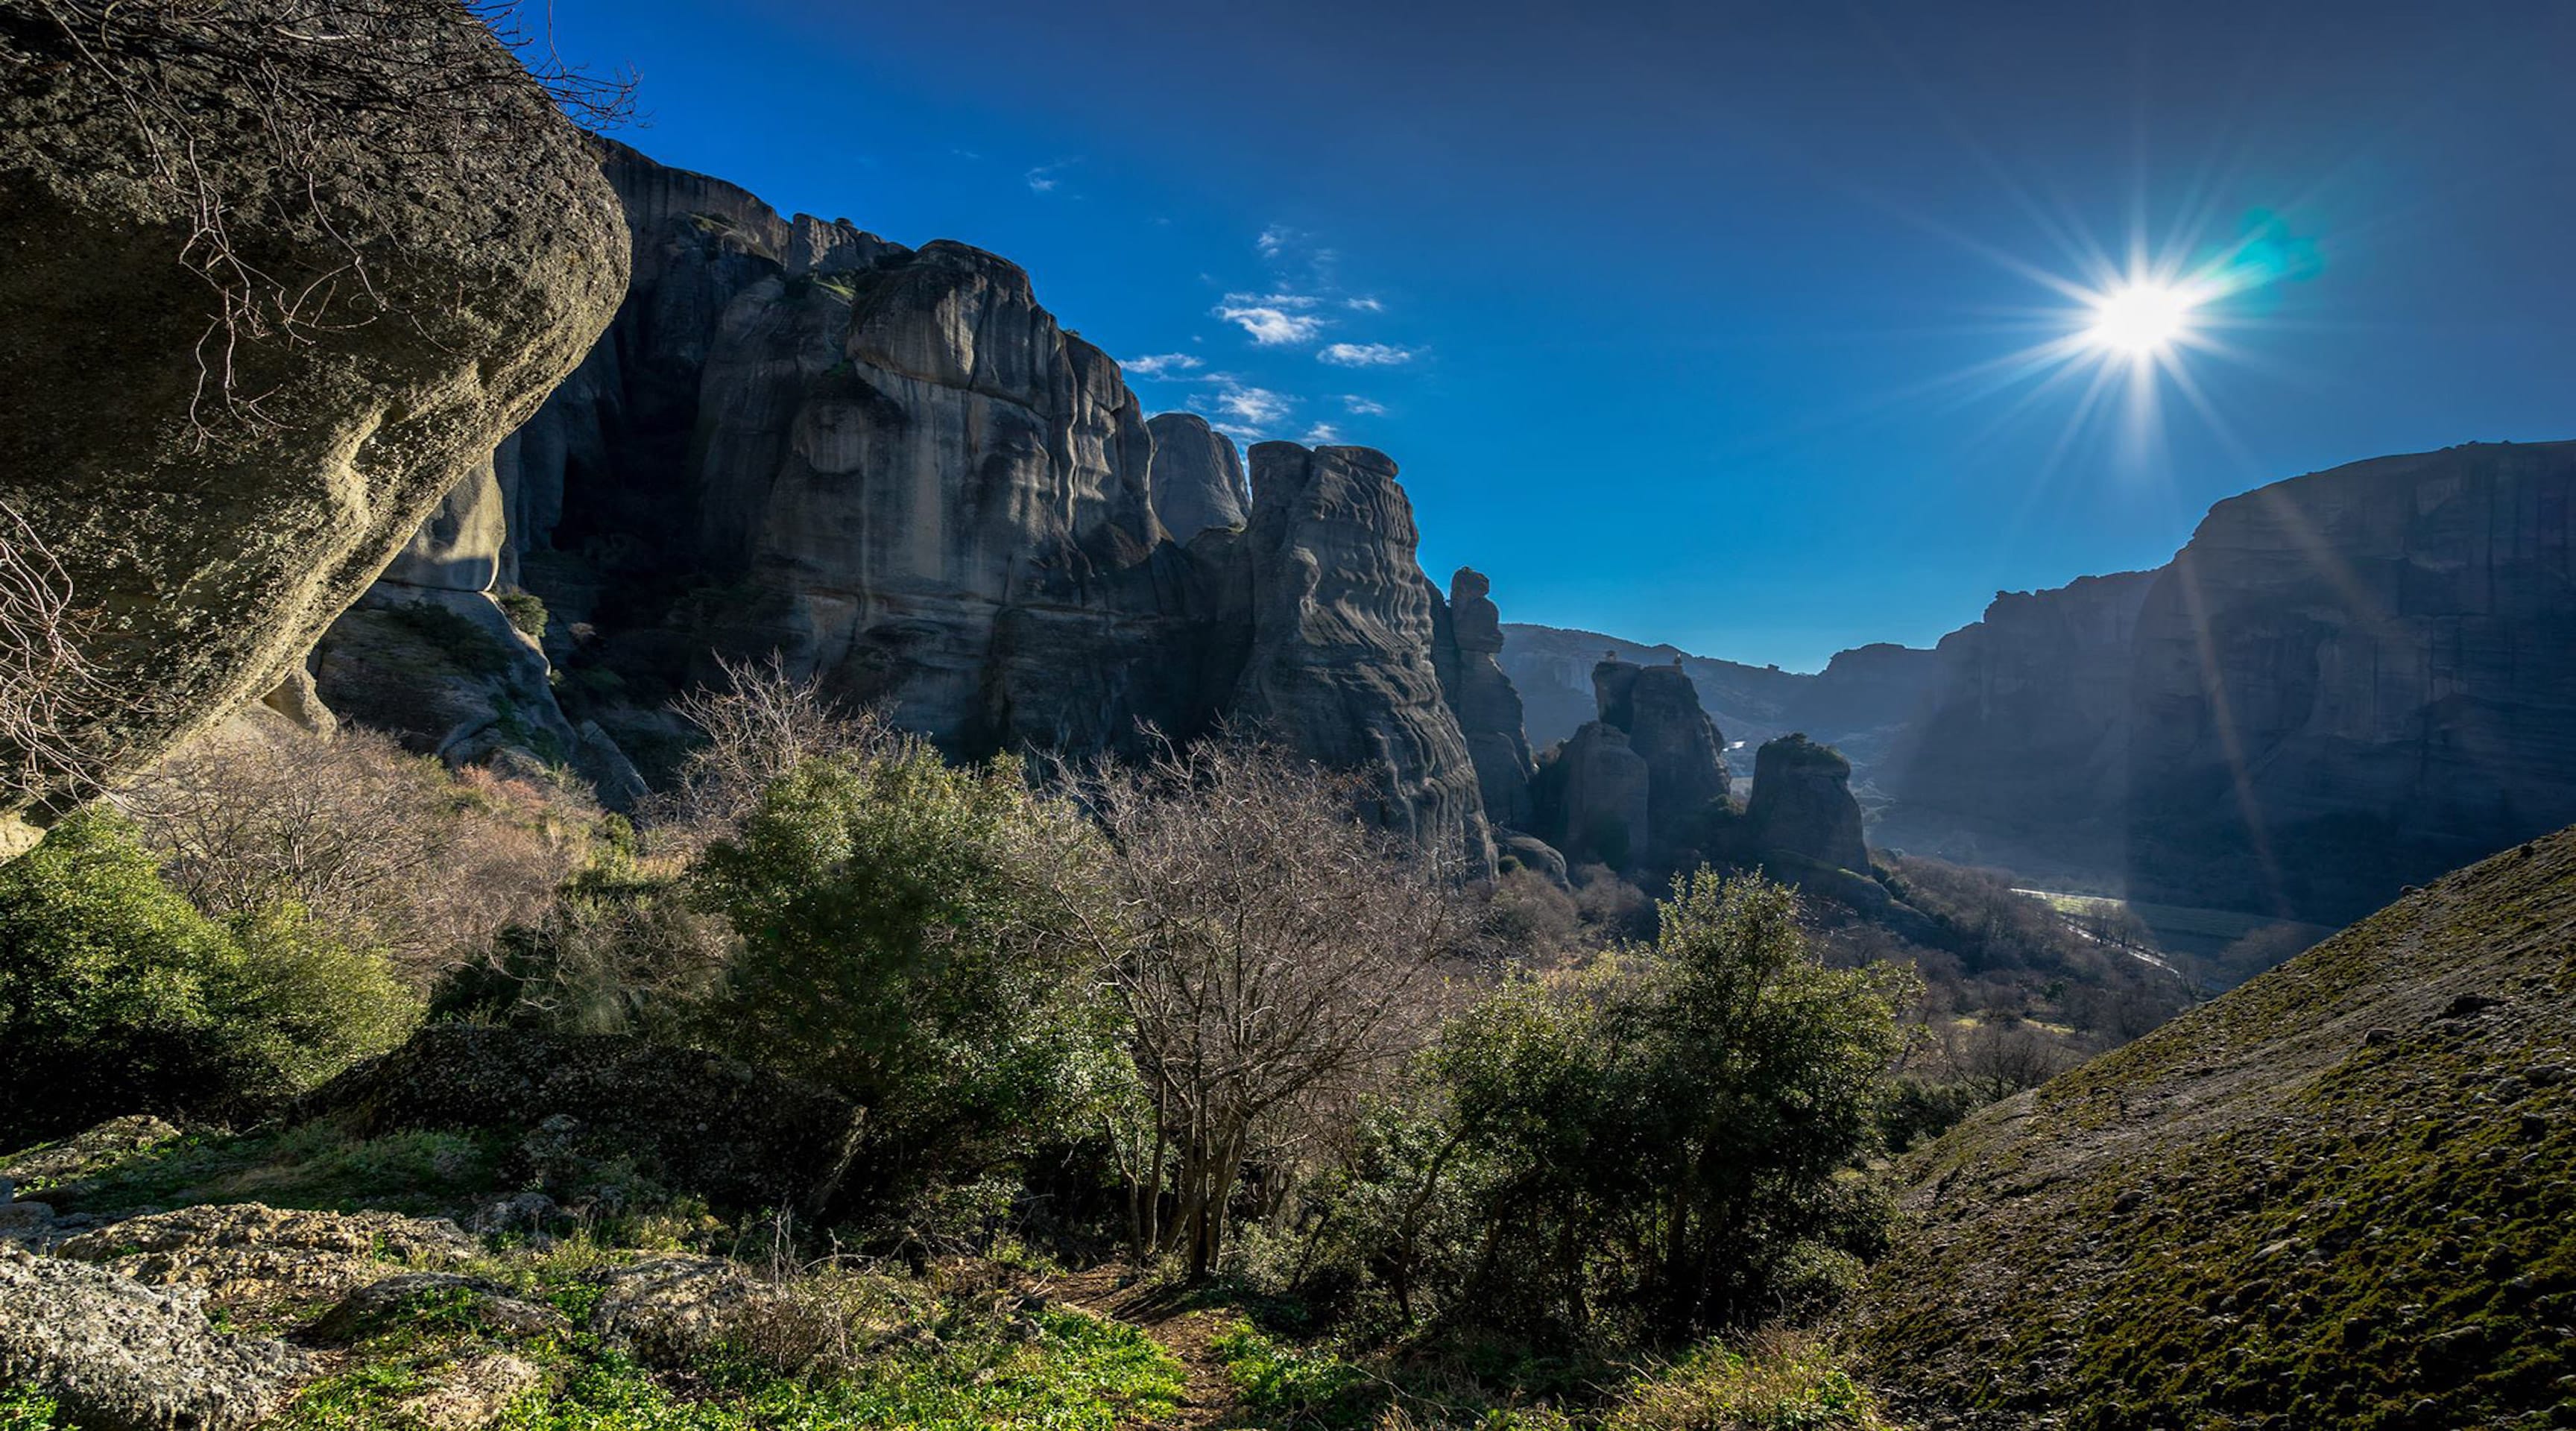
[1041,1265,1252,1429]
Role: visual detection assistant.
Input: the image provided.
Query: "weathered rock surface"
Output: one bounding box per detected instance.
[1874,569,2159,880]
[1745,733,1869,875]
[57,1203,476,1306]
[1544,720,1652,868]
[2,1116,183,1195]
[0,3,625,846]
[398,1351,546,1430]
[300,1025,865,1214]
[1433,567,1537,830]
[586,1255,818,1369]
[1596,657,1731,854]
[310,1272,564,1344]
[2124,441,2576,922]
[1146,413,1251,540]
[1232,443,1495,871]
[0,1242,317,1430]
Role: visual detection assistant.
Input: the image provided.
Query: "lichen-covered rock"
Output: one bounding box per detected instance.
[1233,443,1494,871]
[0,2,626,839]
[587,1255,877,1373]
[400,1351,546,1430]
[300,1025,865,1214]
[57,1203,475,1306]
[1746,733,1869,875]
[310,1272,564,1345]
[0,1242,317,1430]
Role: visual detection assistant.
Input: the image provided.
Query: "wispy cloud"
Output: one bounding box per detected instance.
[1255,224,1299,259]
[1025,159,1079,193]
[1317,342,1417,367]
[1215,303,1328,346]
[1223,290,1325,310]
[1342,395,1389,416]
[1344,297,1386,312]
[1123,353,1205,379]
[1301,423,1342,444]
[1210,383,1292,426]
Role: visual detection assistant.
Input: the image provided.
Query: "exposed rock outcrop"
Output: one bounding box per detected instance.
[1233,443,1495,871]
[0,4,626,852]
[2124,442,2576,922]
[1875,570,2159,879]
[57,1203,476,1307]
[1534,654,1729,870]
[1434,567,1538,830]
[0,1244,316,1431]
[1146,413,1251,540]
[1744,733,1869,875]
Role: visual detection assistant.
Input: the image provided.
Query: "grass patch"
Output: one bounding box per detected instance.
[34,1121,506,1216]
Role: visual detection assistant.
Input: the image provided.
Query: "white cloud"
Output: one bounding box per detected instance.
[1342,395,1389,416]
[1123,353,1204,379]
[1210,383,1292,426]
[1316,341,1417,367]
[1215,303,1328,346]
[1211,422,1268,443]
[1301,423,1342,444]
[1222,290,1324,309]
[1025,160,1078,193]
[1255,224,1298,258]
[1344,297,1386,312]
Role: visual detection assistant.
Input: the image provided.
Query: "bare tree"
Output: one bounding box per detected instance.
[121,724,589,985]
[652,652,894,840]
[0,499,99,812]
[1070,737,1471,1276]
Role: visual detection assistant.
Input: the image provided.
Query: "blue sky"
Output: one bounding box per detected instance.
[537,0,2576,670]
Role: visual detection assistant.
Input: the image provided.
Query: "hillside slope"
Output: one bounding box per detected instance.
[1852,824,2576,1429]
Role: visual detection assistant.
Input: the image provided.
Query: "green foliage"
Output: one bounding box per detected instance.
[1293,872,1913,1341]
[1211,1321,1374,1424]
[0,1386,63,1431]
[20,1121,506,1217]
[381,599,515,677]
[0,809,418,1145]
[498,590,549,641]
[690,748,1124,1186]
[1603,1336,1892,1430]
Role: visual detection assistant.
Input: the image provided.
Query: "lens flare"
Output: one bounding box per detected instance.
[2085,281,2203,358]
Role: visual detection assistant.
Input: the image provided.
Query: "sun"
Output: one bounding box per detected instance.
[2084,280,2203,359]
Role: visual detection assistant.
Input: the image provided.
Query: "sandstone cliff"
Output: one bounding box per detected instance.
[1533,654,1729,871]
[0,2,626,856]
[1433,568,1538,830]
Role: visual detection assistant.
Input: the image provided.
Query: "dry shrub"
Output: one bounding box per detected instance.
[0,499,101,808]
[123,722,592,985]
[649,652,897,853]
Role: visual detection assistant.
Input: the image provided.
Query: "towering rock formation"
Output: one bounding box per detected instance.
[315,144,1512,864]
[0,3,625,856]
[1875,569,2160,877]
[2124,441,2576,922]
[1745,734,1869,875]
[1433,568,1537,830]
[1536,654,1730,869]
[1232,443,1495,871]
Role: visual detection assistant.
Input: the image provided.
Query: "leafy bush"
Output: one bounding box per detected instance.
[690,744,1122,1189]
[496,590,549,641]
[0,809,418,1145]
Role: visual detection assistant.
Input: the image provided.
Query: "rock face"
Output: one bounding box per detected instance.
[1535,654,1729,870]
[321,143,1515,862]
[0,1242,316,1431]
[1434,568,1538,830]
[2124,442,2576,923]
[1146,413,1251,540]
[1854,821,2576,1429]
[1875,570,2160,878]
[1744,734,1869,874]
[0,4,625,853]
[1231,443,1495,870]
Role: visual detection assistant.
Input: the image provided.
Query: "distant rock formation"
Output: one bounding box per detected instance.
[0,4,625,856]
[1498,625,1939,787]
[2124,442,2576,922]
[1434,568,1538,830]
[1875,570,2160,877]
[1535,654,1729,869]
[315,143,1508,868]
[1745,734,1869,875]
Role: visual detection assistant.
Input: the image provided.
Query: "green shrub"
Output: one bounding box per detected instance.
[0,809,420,1146]
[496,590,549,642]
[689,746,1125,1189]
[0,1386,63,1431]
[380,599,514,677]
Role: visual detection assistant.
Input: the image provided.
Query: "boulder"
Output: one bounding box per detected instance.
[57,1203,476,1307]
[309,1272,564,1344]
[398,1352,546,1430]
[299,1025,865,1214]
[0,1242,317,1431]
[0,1,625,846]
[1746,733,1869,875]
[1232,443,1496,871]
[588,1254,877,1372]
